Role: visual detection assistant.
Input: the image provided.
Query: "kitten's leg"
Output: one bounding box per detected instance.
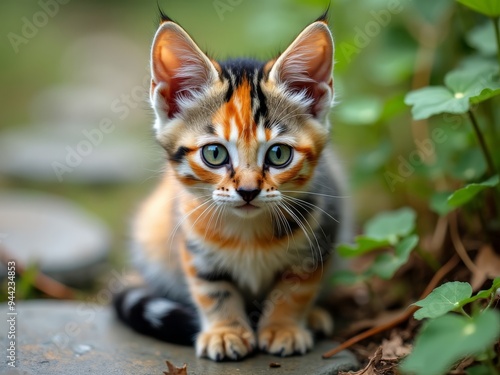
[193,282,256,361]
[258,265,324,356]
[307,306,333,337]
[182,248,256,361]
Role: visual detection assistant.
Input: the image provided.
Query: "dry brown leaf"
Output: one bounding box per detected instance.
[449,356,474,374]
[339,347,382,375]
[380,331,412,360]
[163,360,188,375]
[470,245,500,290]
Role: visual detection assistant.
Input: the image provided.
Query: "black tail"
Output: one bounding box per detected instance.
[113,288,199,346]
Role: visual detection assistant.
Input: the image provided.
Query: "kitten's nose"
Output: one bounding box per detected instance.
[236,188,261,203]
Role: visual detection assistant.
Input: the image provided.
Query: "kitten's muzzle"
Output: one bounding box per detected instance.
[236,188,261,203]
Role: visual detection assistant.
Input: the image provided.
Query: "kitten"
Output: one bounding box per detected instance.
[114,12,351,361]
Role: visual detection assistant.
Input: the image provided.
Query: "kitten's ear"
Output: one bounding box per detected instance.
[150,21,220,126]
[267,21,334,119]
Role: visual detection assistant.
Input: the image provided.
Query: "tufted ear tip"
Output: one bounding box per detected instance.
[150,21,220,123]
[267,21,334,118]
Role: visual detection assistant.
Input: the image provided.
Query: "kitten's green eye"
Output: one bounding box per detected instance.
[266,144,293,168]
[201,144,229,167]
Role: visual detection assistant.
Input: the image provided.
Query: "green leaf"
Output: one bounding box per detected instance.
[405,86,468,120]
[494,277,500,288]
[430,191,455,216]
[466,364,492,375]
[469,86,500,104]
[337,236,390,258]
[413,281,472,320]
[352,141,393,187]
[368,48,416,86]
[338,208,418,261]
[445,68,500,104]
[450,148,487,181]
[461,277,500,305]
[459,54,499,71]
[370,235,419,279]
[405,68,500,120]
[337,97,383,126]
[354,140,393,173]
[413,0,456,23]
[466,22,498,56]
[364,207,416,243]
[457,0,500,17]
[401,310,500,375]
[331,270,365,286]
[447,174,500,207]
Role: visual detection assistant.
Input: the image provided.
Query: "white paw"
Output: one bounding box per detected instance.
[258,323,313,356]
[196,324,256,361]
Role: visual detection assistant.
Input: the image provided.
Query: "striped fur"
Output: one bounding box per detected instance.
[114,16,351,361]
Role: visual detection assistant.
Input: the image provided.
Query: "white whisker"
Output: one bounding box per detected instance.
[282,194,340,224]
[281,190,350,199]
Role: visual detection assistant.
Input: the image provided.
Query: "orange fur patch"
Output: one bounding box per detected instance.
[212,78,256,143]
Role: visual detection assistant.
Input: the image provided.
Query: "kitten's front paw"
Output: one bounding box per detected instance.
[196,324,256,361]
[258,323,313,356]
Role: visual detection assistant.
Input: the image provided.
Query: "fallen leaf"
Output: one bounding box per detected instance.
[339,347,382,375]
[471,245,500,290]
[269,362,281,368]
[163,360,188,375]
[449,356,475,373]
[380,331,412,360]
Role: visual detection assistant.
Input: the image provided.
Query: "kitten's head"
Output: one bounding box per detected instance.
[150,16,334,219]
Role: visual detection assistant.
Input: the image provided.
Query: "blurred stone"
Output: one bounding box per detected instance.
[30,86,118,128]
[0,301,360,375]
[0,32,161,185]
[0,124,160,184]
[0,191,110,286]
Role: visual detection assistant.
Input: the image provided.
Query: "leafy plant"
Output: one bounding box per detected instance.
[333,207,419,283]
[397,0,500,370]
[332,0,500,373]
[402,279,500,375]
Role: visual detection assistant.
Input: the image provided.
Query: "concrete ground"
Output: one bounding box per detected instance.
[0,301,359,375]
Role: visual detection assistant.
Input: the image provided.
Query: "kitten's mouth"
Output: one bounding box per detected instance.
[236,203,259,210]
[232,203,263,218]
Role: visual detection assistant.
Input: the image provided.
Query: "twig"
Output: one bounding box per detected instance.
[468,111,497,177]
[322,255,459,358]
[0,245,76,300]
[449,212,480,275]
[430,215,449,253]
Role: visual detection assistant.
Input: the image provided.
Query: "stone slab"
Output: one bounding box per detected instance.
[0,125,158,184]
[0,192,110,286]
[0,301,359,375]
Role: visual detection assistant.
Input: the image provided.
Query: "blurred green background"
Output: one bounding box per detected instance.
[0,0,488,290]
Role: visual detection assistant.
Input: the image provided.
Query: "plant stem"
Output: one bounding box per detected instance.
[459,307,471,318]
[483,291,496,312]
[468,111,497,176]
[492,17,500,68]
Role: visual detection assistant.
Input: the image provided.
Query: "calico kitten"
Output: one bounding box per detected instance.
[114,12,351,361]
